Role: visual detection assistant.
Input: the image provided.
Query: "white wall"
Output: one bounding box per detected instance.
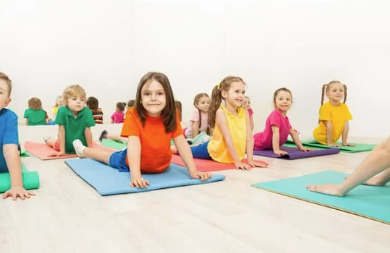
[1,0,389,138]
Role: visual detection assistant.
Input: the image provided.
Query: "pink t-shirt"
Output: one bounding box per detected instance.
[184,108,209,138]
[254,110,292,150]
[111,111,125,123]
[248,108,254,116]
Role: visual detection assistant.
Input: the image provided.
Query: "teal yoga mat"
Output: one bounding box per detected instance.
[101,139,127,150]
[0,165,40,193]
[252,170,390,224]
[285,140,376,153]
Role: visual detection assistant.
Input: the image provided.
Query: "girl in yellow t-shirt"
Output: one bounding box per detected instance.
[313,81,354,146]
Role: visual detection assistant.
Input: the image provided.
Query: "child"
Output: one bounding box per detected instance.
[127,99,135,108]
[242,96,254,131]
[307,136,390,196]
[175,76,267,170]
[313,81,354,147]
[0,71,35,200]
[48,95,62,125]
[73,72,211,188]
[86,96,104,124]
[253,88,310,155]
[24,97,48,125]
[44,85,95,156]
[111,102,126,123]
[184,93,210,138]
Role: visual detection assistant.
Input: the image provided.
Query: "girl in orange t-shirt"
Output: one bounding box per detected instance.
[72,72,211,188]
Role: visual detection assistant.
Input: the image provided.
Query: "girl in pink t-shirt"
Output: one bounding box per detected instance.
[184,93,210,142]
[111,102,126,124]
[254,88,310,155]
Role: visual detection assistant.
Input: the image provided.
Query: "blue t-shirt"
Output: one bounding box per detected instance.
[0,108,19,173]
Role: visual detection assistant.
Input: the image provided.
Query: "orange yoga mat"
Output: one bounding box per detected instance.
[24,141,114,160]
[171,154,269,172]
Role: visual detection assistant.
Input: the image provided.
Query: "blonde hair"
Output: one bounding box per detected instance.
[321,80,347,105]
[0,71,12,97]
[54,96,63,107]
[62,85,86,105]
[28,97,42,110]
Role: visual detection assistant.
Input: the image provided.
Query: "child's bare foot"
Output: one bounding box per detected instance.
[306,184,345,196]
[345,175,388,186]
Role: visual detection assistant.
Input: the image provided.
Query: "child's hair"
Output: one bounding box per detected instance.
[175,101,182,121]
[321,80,347,105]
[193,93,209,128]
[54,95,63,107]
[127,99,135,107]
[86,97,99,110]
[135,72,177,132]
[28,97,43,110]
[116,102,126,112]
[62,85,86,106]
[0,71,12,96]
[208,76,245,128]
[273,87,293,104]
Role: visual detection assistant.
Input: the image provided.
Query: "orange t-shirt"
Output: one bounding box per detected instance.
[121,108,183,173]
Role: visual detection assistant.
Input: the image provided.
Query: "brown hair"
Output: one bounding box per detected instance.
[321,80,347,105]
[28,97,42,110]
[62,85,87,106]
[86,97,99,110]
[208,76,245,128]
[175,101,182,121]
[135,72,177,132]
[127,99,135,107]
[116,102,126,112]
[0,71,12,97]
[273,87,293,104]
[193,93,209,129]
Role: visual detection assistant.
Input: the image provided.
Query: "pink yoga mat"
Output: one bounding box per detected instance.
[171,154,269,172]
[24,141,114,160]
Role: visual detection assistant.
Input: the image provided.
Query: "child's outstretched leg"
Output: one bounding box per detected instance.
[73,140,114,164]
[99,130,128,144]
[43,136,56,148]
[361,168,390,186]
[307,136,390,196]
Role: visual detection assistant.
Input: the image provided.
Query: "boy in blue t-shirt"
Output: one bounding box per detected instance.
[0,72,35,200]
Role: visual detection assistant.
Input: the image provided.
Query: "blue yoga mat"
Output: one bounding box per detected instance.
[65,158,226,196]
[252,171,390,224]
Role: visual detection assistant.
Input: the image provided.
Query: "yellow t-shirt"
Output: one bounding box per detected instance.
[313,102,352,144]
[207,106,247,163]
[52,106,59,116]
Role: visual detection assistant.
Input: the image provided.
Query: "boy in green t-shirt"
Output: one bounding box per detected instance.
[23,97,48,125]
[44,84,95,156]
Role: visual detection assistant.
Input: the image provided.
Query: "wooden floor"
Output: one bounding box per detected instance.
[1,124,389,253]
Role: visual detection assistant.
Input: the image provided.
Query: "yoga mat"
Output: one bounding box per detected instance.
[253,146,340,160]
[252,170,390,224]
[171,155,269,172]
[24,141,114,160]
[65,158,226,196]
[20,149,30,157]
[101,139,127,150]
[0,165,40,193]
[285,140,376,153]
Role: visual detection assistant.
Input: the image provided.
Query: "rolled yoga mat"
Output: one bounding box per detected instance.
[65,158,226,196]
[0,165,40,193]
[252,170,390,224]
[253,146,340,160]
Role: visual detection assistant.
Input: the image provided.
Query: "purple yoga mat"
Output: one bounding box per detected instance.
[253,146,340,160]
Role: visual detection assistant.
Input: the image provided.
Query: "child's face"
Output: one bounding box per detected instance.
[196,96,210,112]
[326,83,344,102]
[67,96,86,113]
[0,80,11,111]
[222,81,246,108]
[242,97,251,109]
[57,97,63,105]
[141,79,166,117]
[274,91,292,113]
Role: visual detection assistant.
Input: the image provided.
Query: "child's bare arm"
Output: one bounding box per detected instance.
[127,136,149,188]
[57,125,66,154]
[2,144,35,200]
[191,121,199,137]
[271,126,287,155]
[84,127,93,148]
[342,121,354,146]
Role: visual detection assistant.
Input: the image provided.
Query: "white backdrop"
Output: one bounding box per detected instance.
[1,0,389,138]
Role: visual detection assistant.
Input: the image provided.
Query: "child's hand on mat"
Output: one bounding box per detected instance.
[235,161,252,170]
[328,143,341,147]
[49,151,65,157]
[273,149,288,156]
[130,177,149,188]
[247,160,268,168]
[190,171,212,181]
[2,186,36,201]
[299,147,312,152]
[342,143,355,147]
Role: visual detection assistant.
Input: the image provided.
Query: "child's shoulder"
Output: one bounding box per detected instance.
[1,108,17,118]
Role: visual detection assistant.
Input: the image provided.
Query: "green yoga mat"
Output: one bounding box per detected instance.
[0,165,40,193]
[252,170,390,224]
[20,149,30,157]
[101,139,127,150]
[285,140,376,153]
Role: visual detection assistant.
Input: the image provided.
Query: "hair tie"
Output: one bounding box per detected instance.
[216,83,220,89]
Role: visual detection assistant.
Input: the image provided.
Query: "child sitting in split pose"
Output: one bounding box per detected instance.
[73,72,211,188]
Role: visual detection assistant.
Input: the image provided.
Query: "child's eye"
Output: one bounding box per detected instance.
[158,92,164,96]
[144,92,150,96]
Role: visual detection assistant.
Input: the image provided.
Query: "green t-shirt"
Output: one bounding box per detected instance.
[55,106,95,153]
[23,108,47,126]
